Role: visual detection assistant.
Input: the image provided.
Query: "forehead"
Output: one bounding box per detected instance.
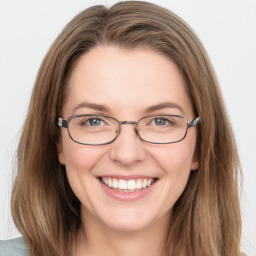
[63,46,194,118]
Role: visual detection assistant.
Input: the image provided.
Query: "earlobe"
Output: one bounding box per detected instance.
[190,160,199,171]
[191,147,199,170]
[57,143,65,165]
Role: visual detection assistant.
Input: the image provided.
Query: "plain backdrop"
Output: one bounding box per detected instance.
[0,0,255,255]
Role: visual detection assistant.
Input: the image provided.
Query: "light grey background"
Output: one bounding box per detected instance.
[0,0,255,255]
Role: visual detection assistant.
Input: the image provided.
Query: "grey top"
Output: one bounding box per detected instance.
[0,237,75,256]
[0,237,246,256]
[0,237,29,256]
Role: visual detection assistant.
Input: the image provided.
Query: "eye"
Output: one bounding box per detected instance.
[151,117,174,126]
[83,117,106,127]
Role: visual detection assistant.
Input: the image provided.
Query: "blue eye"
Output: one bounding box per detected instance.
[85,118,105,126]
[152,118,168,126]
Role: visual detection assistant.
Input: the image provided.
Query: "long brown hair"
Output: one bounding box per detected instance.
[11,1,242,255]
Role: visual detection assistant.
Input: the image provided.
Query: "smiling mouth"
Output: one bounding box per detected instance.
[99,177,157,192]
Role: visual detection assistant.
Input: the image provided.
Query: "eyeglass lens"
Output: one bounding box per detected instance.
[67,115,189,145]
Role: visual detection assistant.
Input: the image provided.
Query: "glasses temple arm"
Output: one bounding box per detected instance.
[56,117,68,128]
[188,117,200,128]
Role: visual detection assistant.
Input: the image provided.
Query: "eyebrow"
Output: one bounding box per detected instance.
[72,101,185,115]
[72,102,110,113]
[144,102,185,115]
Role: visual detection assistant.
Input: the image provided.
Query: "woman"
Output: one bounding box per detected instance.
[0,1,242,255]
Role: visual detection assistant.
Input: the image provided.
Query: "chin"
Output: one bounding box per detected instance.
[104,217,153,232]
[95,207,168,233]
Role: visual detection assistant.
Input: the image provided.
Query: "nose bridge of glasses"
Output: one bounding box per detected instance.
[120,121,138,126]
[116,121,139,135]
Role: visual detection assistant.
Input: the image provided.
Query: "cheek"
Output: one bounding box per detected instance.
[153,142,196,207]
[151,141,196,175]
[59,130,104,171]
[59,133,108,200]
[64,146,95,170]
[60,137,108,203]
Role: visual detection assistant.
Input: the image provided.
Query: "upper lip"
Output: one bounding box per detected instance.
[98,175,157,180]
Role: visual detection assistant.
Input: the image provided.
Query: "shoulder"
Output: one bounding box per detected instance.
[0,237,29,256]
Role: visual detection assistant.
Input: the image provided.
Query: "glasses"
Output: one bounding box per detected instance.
[57,114,200,145]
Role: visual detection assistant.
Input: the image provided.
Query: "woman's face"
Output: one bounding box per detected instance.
[58,46,199,232]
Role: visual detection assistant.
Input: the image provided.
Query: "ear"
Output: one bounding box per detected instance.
[190,160,199,171]
[190,150,199,171]
[57,143,65,165]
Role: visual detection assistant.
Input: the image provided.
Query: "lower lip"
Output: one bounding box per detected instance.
[99,179,157,201]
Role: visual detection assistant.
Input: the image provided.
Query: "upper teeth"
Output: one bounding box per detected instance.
[102,178,154,191]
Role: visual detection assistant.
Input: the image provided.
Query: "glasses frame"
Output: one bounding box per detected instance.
[57,114,200,146]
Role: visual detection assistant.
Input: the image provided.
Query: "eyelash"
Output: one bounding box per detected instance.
[81,118,107,126]
[148,117,175,126]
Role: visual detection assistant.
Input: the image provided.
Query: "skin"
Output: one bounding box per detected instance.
[58,46,199,256]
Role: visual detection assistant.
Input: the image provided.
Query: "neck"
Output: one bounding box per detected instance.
[75,209,171,256]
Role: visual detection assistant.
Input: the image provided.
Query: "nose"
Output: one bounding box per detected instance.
[109,123,146,167]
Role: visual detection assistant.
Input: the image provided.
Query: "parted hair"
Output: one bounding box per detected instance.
[11,1,242,255]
